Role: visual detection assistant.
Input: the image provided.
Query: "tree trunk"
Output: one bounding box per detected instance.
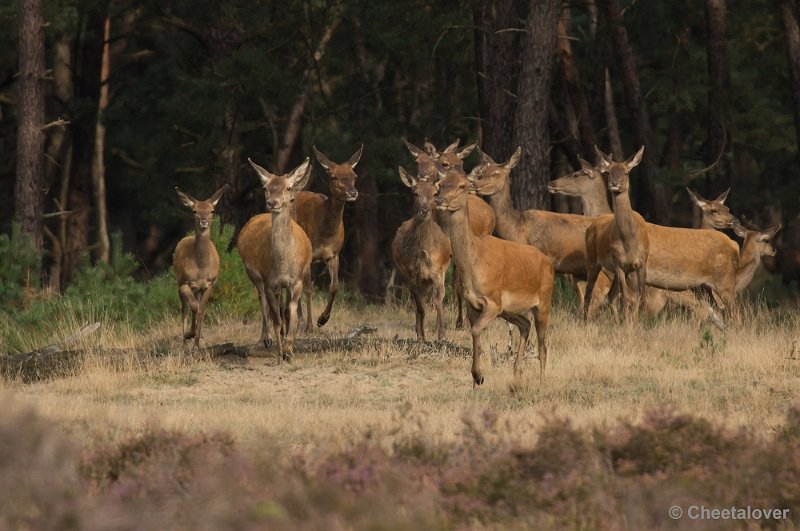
[556,6,598,161]
[63,7,107,284]
[781,0,800,155]
[91,14,112,263]
[705,0,731,180]
[474,0,520,160]
[603,68,624,161]
[14,0,46,255]
[513,0,562,211]
[599,0,671,223]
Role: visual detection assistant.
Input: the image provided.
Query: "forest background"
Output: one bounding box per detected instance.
[3,0,800,303]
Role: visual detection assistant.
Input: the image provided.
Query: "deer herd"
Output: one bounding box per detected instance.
[172,140,781,388]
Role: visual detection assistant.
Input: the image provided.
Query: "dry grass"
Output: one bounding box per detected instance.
[2,294,799,453]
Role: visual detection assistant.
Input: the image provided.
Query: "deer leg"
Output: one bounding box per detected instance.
[285,281,304,357]
[178,286,190,341]
[266,287,284,358]
[317,255,339,327]
[606,273,621,321]
[433,271,446,342]
[583,265,601,320]
[616,266,631,322]
[467,300,501,388]
[532,302,551,382]
[303,269,313,332]
[178,284,198,340]
[453,265,464,329]
[193,284,214,349]
[506,314,532,377]
[411,287,427,342]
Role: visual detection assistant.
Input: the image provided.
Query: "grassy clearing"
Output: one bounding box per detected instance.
[2,293,799,449]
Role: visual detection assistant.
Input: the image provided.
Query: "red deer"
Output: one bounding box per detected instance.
[583,147,650,321]
[237,159,312,358]
[392,167,452,341]
[434,166,554,388]
[733,220,781,293]
[403,138,496,328]
[293,145,362,329]
[173,186,226,348]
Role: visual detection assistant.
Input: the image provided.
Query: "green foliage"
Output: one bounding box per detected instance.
[0,224,41,308]
[209,221,260,319]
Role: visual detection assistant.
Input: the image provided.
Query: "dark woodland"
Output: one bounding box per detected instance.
[3,0,800,299]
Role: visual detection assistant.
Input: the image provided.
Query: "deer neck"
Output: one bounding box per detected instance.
[699,216,716,230]
[486,179,525,240]
[581,186,612,216]
[270,207,297,269]
[735,238,761,293]
[438,200,476,274]
[611,191,643,242]
[319,194,346,237]
[193,227,214,269]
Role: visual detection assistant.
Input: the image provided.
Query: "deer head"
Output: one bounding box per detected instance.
[468,147,521,196]
[402,138,441,181]
[399,165,439,219]
[313,145,362,202]
[733,219,781,257]
[547,156,605,197]
[594,145,644,194]
[248,157,312,213]
[175,186,226,233]
[687,188,735,229]
[433,165,471,212]
[434,139,478,172]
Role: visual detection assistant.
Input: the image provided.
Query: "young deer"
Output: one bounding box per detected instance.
[733,220,781,293]
[403,138,496,328]
[434,166,554,388]
[391,167,452,341]
[293,145,361,329]
[583,146,650,322]
[237,158,312,358]
[173,186,226,348]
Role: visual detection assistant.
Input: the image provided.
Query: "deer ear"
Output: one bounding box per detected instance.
[398,165,416,189]
[347,144,364,168]
[625,145,645,170]
[402,137,425,159]
[248,158,273,185]
[423,138,437,156]
[467,164,486,183]
[578,155,594,173]
[715,187,731,205]
[594,145,611,169]
[457,141,478,159]
[175,187,196,208]
[313,145,335,171]
[732,219,748,238]
[288,158,312,190]
[209,184,227,206]
[442,139,460,153]
[506,146,522,169]
[686,188,707,208]
[759,224,781,241]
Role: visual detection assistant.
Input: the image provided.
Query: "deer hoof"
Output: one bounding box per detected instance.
[183,330,196,341]
[281,350,293,362]
[317,314,330,327]
[454,319,465,330]
[472,374,484,388]
[261,338,273,349]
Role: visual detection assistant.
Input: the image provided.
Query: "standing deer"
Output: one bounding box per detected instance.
[292,145,361,329]
[548,164,736,324]
[733,220,781,293]
[237,158,312,358]
[434,165,554,388]
[583,146,650,321]
[173,186,226,348]
[392,167,452,341]
[403,138,496,328]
